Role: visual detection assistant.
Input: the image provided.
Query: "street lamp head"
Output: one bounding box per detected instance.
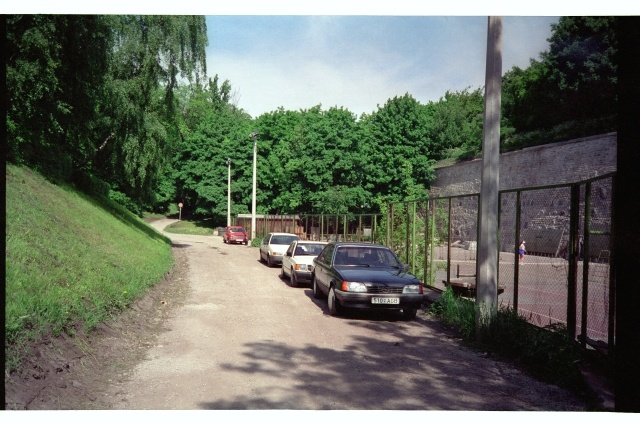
[227,158,231,165]
[249,131,259,138]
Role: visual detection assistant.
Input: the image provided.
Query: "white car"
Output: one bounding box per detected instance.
[259,232,300,267]
[281,240,328,287]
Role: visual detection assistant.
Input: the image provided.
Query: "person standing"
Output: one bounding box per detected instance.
[519,240,526,264]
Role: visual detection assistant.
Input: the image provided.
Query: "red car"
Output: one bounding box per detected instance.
[223,226,249,245]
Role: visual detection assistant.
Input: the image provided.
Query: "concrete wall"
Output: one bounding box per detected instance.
[429,133,616,257]
[429,132,617,197]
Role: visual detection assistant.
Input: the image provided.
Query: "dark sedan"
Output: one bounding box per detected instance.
[312,242,425,319]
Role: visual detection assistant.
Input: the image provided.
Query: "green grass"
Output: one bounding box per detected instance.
[5,165,174,370]
[429,289,588,393]
[163,218,217,236]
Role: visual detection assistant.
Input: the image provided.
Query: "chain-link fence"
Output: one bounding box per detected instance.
[388,172,615,353]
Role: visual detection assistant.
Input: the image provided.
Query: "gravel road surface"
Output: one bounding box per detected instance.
[100,219,588,411]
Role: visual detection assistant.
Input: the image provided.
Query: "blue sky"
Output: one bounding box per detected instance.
[206,15,559,118]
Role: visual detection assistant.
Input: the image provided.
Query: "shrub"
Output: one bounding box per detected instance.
[429,289,586,390]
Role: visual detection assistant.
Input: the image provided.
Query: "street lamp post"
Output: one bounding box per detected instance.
[226,158,231,227]
[249,131,259,241]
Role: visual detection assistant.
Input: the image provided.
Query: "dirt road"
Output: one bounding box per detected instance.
[96,219,587,411]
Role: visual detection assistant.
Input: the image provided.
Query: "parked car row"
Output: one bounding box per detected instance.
[223,228,425,320]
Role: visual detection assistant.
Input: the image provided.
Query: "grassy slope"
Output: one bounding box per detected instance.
[5,165,174,368]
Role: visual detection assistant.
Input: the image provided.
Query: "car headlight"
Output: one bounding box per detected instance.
[341,281,367,292]
[403,284,423,294]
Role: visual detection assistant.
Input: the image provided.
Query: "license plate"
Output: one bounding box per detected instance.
[372,297,400,304]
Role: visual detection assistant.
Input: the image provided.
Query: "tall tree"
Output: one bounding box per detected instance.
[360,94,435,202]
[544,16,617,124]
[253,105,365,215]
[94,15,208,208]
[428,88,485,160]
[7,15,111,181]
[169,80,253,218]
[7,15,208,211]
[501,16,617,144]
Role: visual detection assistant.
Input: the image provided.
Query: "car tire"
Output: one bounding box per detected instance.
[223,238,227,244]
[312,277,323,299]
[290,272,298,288]
[402,308,417,320]
[328,287,342,316]
[244,241,248,245]
[280,266,287,279]
[259,251,265,263]
[267,255,273,267]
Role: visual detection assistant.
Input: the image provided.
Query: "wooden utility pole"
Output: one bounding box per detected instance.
[476,16,502,335]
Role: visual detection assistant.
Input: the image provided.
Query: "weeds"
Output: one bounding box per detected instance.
[429,288,587,392]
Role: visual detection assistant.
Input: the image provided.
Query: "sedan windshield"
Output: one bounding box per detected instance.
[271,235,299,245]
[333,247,401,267]
[294,243,326,256]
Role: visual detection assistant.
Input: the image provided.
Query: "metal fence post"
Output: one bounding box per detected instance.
[424,200,429,286]
[388,203,393,248]
[412,202,417,274]
[567,184,580,340]
[430,200,436,287]
[514,190,522,312]
[581,182,592,348]
[447,198,452,286]
[405,203,410,264]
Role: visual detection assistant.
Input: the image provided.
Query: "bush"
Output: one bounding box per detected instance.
[72,170,111,198]
[109,189,143,217]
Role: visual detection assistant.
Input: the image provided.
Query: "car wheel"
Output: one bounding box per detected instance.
[290,272,298,288]
[244,241,248,245]
[402,308,417,320]
[223,238,227,244]
[328,287,342,316]
[267,255,273,267]
[280,265,287,279]
[312,277,323,299]
[259,251,265,263]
